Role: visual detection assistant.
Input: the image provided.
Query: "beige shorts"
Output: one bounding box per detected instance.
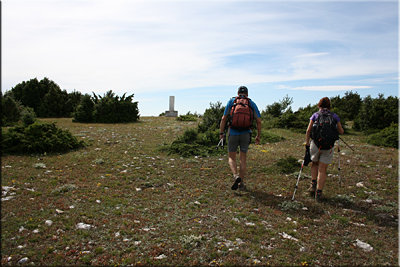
[310,140,334,164]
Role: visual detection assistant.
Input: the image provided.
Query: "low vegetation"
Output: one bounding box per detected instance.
[1,79,398,265]
[1,122,86,155]
[1,116,398,266]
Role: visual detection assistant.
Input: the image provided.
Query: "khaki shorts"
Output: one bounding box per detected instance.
[228,132,251,153]
[310,140,334,164]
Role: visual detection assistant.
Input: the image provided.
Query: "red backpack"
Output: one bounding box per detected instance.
[229,97,254,131]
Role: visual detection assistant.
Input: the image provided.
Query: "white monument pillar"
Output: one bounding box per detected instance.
[165,96,178,117]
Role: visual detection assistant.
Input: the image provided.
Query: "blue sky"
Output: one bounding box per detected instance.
[3,0,398,116]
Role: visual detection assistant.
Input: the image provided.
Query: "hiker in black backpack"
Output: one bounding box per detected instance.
[219,86,262,191]
[306,97,344,202]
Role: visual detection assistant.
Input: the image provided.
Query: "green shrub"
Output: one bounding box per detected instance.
[161,102,225,157]
[279,200,303,211]
[92,90,139,123]
[21,107,37,127]
[354,94,398,132]
[333,194,354,204]
[261,114,281,129]
[72,94,95,123]
[161,128,222,158]
[1,93,22,126]
[1,122,86,155]
[176,115,198,121]
[255,130,285,144]
[73,91,140,123]
[198,101,226,132]
[276,156,301,174]
[366,123,398,148]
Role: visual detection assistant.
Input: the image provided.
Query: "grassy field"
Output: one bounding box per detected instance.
[1,116,398,266]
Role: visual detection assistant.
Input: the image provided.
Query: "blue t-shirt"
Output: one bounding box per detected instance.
[310,109,341,123]
[223,97,261,136]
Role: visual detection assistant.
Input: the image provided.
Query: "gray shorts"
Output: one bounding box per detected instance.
[228,132,251,153]
[310,140,334,164]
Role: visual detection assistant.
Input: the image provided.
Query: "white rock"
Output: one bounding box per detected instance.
[154,254,167,260]
[356,182,364,187]
[18,258,28,264]
[279,232,298,242]
[45,220,53,226]
[355,239,373,252]
[2,196,15,201]
[33,229,40,233]
[235,238,245,245]
[76,223,92,230]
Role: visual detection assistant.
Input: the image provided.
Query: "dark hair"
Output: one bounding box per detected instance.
[238,86,248,94]
[318,97,331,110]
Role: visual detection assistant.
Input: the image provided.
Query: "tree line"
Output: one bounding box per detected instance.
[1,77,139,126]
[261,91,398,134]
[2,77,398,135]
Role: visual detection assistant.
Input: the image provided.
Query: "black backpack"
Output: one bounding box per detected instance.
[312,110,339,150]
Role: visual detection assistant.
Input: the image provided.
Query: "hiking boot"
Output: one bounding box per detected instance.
[239,183,247,191]
[308,182,317,194]
[315,191,324,202]
[231,175,241,190]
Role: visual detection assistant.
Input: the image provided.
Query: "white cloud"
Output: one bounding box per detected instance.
[290,85,372,91]
[2,0,397,97]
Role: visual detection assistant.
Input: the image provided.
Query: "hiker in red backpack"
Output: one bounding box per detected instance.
[306,97,344,202]
[219,86,262,191]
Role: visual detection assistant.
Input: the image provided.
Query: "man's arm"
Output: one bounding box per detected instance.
[219,115,228,139]
[255,117,261,145]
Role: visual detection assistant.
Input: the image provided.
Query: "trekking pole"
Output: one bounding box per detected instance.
[339,136,354,152]
[338,139,341,187]
[216,134,225,149]
[292,159,304,200]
